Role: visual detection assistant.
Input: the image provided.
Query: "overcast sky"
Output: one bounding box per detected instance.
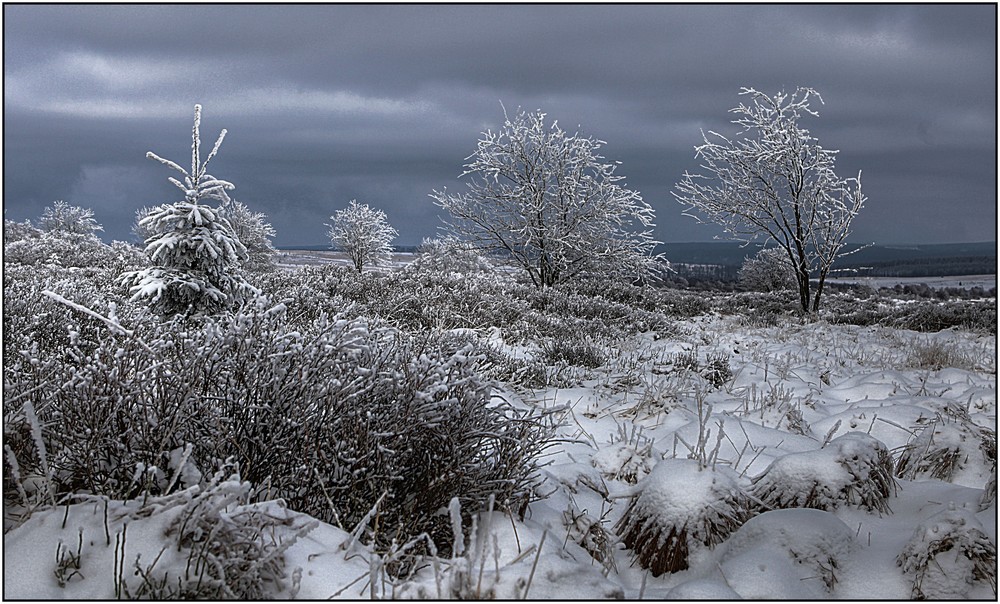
[4,4,996,247]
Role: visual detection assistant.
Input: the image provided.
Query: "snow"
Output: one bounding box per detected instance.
[624,458,741,524]
[3,284,995,599]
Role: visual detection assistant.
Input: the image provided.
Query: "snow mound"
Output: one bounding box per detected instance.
[896,407,996,488]
[721,508,858,596]
[591,440,653,484]
[665,576,743,599]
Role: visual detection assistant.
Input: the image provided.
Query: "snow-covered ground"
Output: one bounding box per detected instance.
[5,313,995,599]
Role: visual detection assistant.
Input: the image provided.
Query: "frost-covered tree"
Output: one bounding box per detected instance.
[674,87,867,312]
[219,200,278,273]
[739,247,796,292]
[5,203,114,268]
[38,200,104,236]
[123,105,255,316]
[431,107,661,288]
[327,200,398,273]
[408,236,492,275]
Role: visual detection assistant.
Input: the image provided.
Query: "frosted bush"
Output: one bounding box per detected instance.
[3,297,555,564]
[738,247,796,293]
[4,217,42,242]
[111,467,317,599]
[38,200,103,236]
[539,334,607,369]
[751,432,896,514]
[897,504,996,599]
[4,229,140,270]
[615,458,752,576]
[905,337,977,371]
[219,200,278,273]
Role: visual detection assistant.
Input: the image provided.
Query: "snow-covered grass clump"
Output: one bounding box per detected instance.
[751,432,896,514]
[897,504,997,599]
[615,458,752,576]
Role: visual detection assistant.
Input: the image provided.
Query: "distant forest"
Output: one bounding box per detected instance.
[281,241,996,281]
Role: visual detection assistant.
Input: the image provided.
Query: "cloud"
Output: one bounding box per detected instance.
[3,4,994,247]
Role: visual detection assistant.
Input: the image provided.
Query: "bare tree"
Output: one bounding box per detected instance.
[673,87,867,312]
[327,200,398,273]
[431,107,661,288]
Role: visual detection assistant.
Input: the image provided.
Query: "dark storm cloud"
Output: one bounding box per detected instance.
[4,4,996,247]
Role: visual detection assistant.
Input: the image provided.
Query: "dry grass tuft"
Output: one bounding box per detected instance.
[896,405,996,484]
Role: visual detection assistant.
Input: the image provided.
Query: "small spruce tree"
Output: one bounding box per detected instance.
[123,105,256,317]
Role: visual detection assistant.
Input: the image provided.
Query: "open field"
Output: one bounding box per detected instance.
[5,252,996,600]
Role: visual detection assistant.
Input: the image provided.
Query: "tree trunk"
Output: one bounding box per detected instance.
[795,261,811,314]
[812,269,828,312]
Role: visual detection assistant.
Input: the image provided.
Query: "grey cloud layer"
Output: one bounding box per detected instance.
[3,4,995,246]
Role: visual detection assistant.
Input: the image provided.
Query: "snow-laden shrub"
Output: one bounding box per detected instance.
[4,217,42,242]
[110,467,317,599]
[615,458,753,576]
[219,200,278,273]
[37,200,103,236]
[296,265,528,334]
[716,290,800,326]
[4,230,143,271]
[2,262,135,366]
[821,293,997,334]
[4,300,555,562]
[905,337,978,371]
[539,334,607,369]
[897,504,997,599]
[891,299,997,334]
[895,405,996,485]
[751,432,896,514]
